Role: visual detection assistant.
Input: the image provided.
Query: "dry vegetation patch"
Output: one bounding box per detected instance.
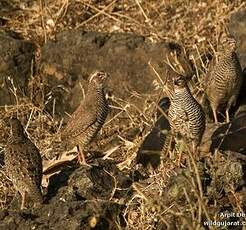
[0,0,246,229]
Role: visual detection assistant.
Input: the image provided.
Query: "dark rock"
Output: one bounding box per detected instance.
[0,201,125,230]
[45,161,78,201]
[229,11,246,121]
[210,115,246,154]
[207,155,245,203]
[0,0,38,14]
[0,0,19,14]
[68,159,132,200]
[0,160,129,229]
[39,30,185,116]
[0,31,35,105]
[229,9,246,68]
[235,68,246,118]
[136,97,170,168]
[163,163,207,205]
[45,159,132,203]
[235,97,246,118]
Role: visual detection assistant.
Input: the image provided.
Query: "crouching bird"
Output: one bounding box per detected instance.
[5,118,43,209]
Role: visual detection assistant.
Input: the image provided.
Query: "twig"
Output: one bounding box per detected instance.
[39,0,47,43]
[76,0,119,28]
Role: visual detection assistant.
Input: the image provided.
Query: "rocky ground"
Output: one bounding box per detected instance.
[0,0,246,229]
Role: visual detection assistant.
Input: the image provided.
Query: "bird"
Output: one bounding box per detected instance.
[5,118,43,209]
[61,71,109,165]
[164,75,206,153]
[205,34,243,124]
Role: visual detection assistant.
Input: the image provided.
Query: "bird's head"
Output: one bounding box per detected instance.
[7,118,25,140]
[9,118,24,133]
[221,34,237,52]
[173,75,187,88]
[89,71,108,88]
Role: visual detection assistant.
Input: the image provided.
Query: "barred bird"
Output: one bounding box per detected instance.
[5,118,43,209]
[205,35,243,124]
[61,71,109,165]
[163,75,205,153]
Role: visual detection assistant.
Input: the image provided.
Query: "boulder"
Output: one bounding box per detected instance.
[210,115,246,154]
[39,30,186,116]
[0,160,128,229]
[0,31,34,105]
[229,9,246,68]
[136,97,170,168]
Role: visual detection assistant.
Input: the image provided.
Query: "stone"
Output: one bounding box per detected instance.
[229,9,246,68]
[0,31,34,105]
[39,30,186,116]
[210,115,246,154]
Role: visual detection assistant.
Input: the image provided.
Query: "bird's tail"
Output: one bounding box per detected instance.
[29,184,43,205]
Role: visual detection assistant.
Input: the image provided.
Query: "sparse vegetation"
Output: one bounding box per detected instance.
[0,0,245,229]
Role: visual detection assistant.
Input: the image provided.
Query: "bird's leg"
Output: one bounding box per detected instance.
[177,149,182,167]
[226,96,236,123]
[20,191,27,210]
[77,145,87,165]
[192,142,199,161]
[225,109,230,123]
[212,107,218,124]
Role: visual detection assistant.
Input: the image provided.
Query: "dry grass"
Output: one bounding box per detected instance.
[2,0,244,45]
[0,0,246,228]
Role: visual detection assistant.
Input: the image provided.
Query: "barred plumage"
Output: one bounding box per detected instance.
[206,35,243,123]
[163,75,205,154]
[61,71,109,165]
[5,118,43,209]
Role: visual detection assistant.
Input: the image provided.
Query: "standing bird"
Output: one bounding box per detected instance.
[205,35,243,124]
[165,75,205,153]
[5,118,43,209]
[61,71,109,165]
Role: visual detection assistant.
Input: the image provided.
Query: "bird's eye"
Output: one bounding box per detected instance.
[174,78,184,86]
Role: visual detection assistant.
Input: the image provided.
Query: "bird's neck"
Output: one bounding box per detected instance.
[9,128,26,143]
[174,86,191,98]
[89,80,103,89]
[8,135,26,144]
[224,48,236,57]
[90,83,105,94]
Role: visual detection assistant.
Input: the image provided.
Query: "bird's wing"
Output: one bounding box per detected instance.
[6,141,42,187]
[62,101,98,139]
[26,140,43,185]
[205,56,217,89]
[16,141,42,186]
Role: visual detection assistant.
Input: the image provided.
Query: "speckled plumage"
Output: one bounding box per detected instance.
[61,71,109,164]
[206,35,243,123]
[5,118,43,209]
[163,75,205,153]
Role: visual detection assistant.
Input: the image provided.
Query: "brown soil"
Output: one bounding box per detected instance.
[0,1,246,229]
